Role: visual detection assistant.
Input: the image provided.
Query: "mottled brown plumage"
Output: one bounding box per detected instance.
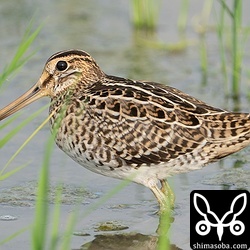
[0,49,249,211]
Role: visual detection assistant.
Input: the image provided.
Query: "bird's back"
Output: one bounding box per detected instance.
[49,76,250,180]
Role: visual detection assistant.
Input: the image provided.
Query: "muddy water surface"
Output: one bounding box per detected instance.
[0,1,250,249]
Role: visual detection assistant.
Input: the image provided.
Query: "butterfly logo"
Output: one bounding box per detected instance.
[193,192,247,241]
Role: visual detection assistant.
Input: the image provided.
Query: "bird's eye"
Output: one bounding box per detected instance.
[56,61,68,71]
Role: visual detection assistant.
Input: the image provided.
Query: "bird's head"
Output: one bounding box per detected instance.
[0,49,104,120]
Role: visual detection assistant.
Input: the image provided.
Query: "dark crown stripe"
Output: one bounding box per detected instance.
[47,49,90,62]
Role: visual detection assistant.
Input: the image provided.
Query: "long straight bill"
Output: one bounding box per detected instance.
[0,83,44,121]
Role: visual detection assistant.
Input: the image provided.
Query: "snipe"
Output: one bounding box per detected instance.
[1,49,250,212]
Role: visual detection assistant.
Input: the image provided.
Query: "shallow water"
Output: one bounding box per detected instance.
[0,1,250,249]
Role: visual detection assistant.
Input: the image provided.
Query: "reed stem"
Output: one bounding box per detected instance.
[232,0,242,100]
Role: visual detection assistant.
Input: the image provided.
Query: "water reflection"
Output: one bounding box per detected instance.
[1,1,250,250]
[80,213,181,250]
[80,234,182,250]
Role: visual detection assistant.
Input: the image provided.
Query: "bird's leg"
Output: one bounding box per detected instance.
[149,180,174,213]
[160,179,175,208]
[150,184,169,210]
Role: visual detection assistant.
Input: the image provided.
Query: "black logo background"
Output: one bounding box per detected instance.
[190,190,249,249]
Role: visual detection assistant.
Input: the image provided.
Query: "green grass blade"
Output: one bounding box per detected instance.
[79,177,132,221]
[0,163,29,181]
[157,211,171,250]
[218,0,233,18]
[31,110,56,249]
[214,3,229,92]
[130,0,161,31]
[0,114,20,131]
[32,130,55,249]
[32,153,49,250]
[48,184,63,250]
[60,211,78,250]
[32,108,61,250]
[231,0,242,99]
[0,22,43,89]
[0,104,50,178]
[0,104,48,149]
[0,226,30,246]
[177,0,189,33]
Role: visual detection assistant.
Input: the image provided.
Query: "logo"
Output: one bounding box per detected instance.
[190,190,249,250]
